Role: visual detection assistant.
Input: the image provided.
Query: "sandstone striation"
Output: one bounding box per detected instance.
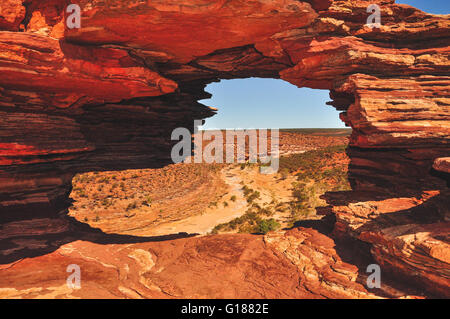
[0,227,419,299]
[0,0,449,298]
[328,189,450,297]
[434,157,450,174]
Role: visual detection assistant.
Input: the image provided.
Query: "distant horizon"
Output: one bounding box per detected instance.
[199,78,345,130]
[198,127,352,130]
[200,0,448,130]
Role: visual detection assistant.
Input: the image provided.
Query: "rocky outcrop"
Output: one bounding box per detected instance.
[0,0,25,31]
[327,189,450,298]
[0,0,449,297]
[434,157,450,174]
[0,227,422,299]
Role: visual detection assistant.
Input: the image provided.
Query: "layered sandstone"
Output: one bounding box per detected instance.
[327,189,450,297]
[0,227,419,299]
[0,0,449,298]
[434,157,450,174]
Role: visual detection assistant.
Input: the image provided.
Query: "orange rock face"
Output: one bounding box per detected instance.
[328,189,450,298]
[0,0,25,31]
[434,157,450,174]
[0,0,449,298]
[0,227,415,299]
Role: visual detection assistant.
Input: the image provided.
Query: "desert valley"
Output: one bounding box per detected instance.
[1,129,448,299]
[0,0,449,301]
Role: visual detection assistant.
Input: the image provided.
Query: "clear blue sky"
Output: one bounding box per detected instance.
[395,0,449,14]
[200,0,448,130]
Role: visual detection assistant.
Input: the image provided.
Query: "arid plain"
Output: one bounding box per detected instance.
[0,0,448,299]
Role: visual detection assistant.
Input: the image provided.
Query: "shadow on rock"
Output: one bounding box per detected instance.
[0,215,199,265]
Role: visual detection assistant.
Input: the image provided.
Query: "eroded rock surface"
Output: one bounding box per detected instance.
[0,227,421,299]
[328,189,450,297]
[0,0,449,298]
[434,157,450,174]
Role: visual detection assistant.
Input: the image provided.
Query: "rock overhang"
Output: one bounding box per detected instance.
[0,0,449,297]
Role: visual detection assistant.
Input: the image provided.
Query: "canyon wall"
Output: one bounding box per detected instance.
[0,0,448,296]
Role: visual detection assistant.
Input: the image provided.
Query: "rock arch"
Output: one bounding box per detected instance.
[0,0,448,296]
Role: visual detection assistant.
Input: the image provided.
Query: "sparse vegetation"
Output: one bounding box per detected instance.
[279,145,347,176]
[210,198,278,234]
[69,162,228,231]
[212,143,350,233]
[280,144,350,226]
[257,218,280,234]
[242,185,261,204]
[211,209,280,234]
[69,132,350,237]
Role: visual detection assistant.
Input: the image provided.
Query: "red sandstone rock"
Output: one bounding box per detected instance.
[330,189,450,298]
[64,0,318,64]
[434,157,450,174]
[0,228,415,299]
[0,32,178,109]
[0,0,449,298]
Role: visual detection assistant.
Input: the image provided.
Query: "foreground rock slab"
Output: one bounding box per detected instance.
[0,0,449,298]
[0,228,421,299]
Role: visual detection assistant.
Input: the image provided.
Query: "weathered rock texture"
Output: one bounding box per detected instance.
[0,0,449,298]
[0,227,421,299]
[434,157,450,174]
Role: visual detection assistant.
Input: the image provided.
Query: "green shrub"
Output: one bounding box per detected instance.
[257,219,280,234]
[246,191,260,204]
[242,186,260,203]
